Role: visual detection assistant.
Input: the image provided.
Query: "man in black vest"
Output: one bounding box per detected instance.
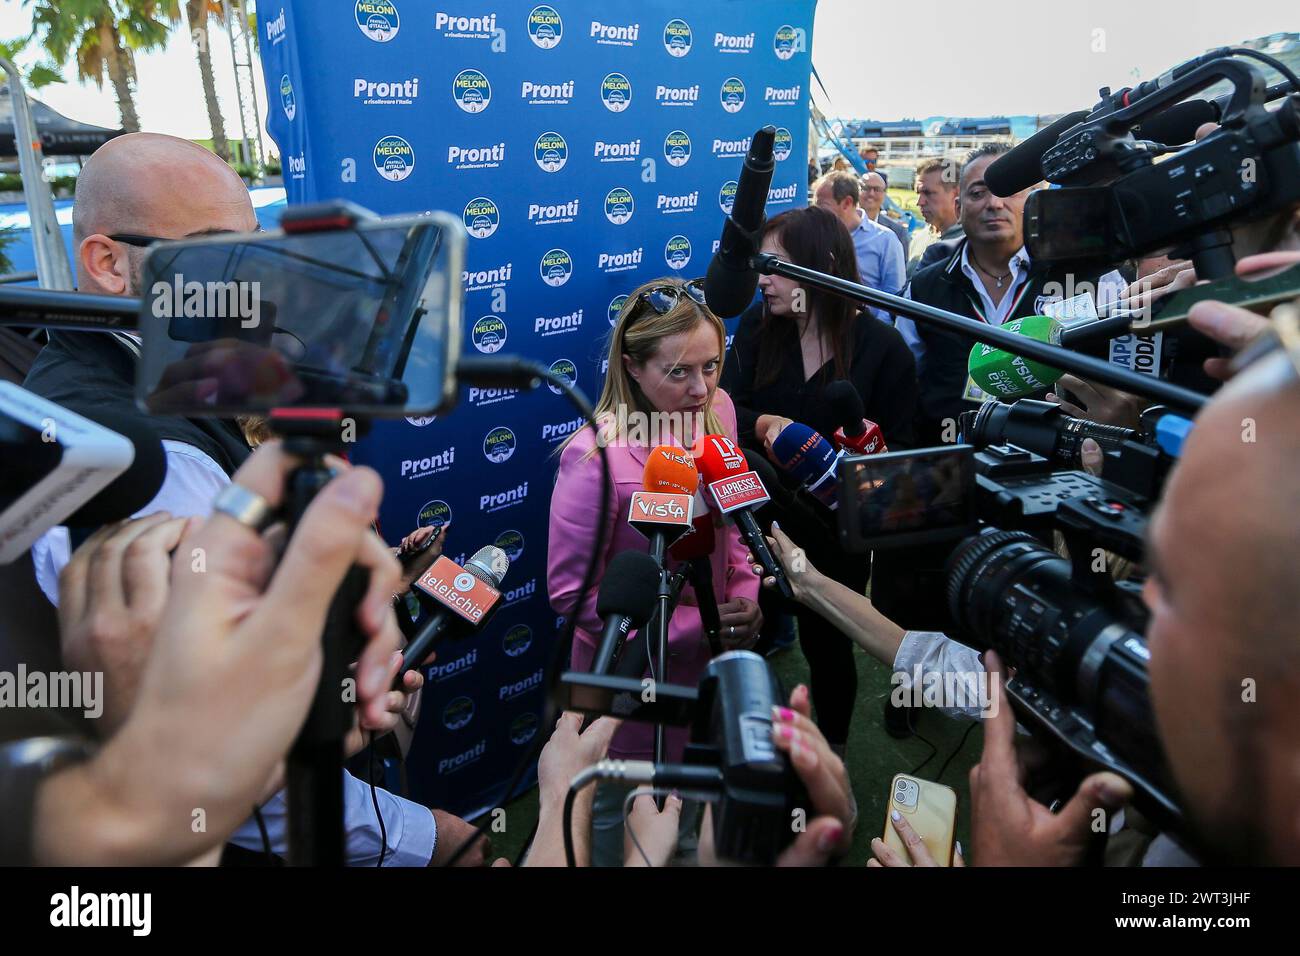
[896,143,1124,446]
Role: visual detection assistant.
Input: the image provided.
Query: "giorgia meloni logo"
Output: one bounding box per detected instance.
[540,248,573,287]
[665,235,691,270]
[774,24,799,60]
[463,197,500,238]
[355,0,399,42]
[608,294,627,325]
[534,131,568,172]
[774,126,793,161]
[601,72,631,112]
[472,314,507,353]
[510,711,540,745]
[664,129,691,167]
[527,5,563,48]
[417,499,453,529]
[547,358,577,395]
[373,135,414,181]
[279,75,296,120]
[503,624,534,658]
[663,18,691,57]
[484,426,517,463]
[442,695,474,730]
[604,187,634,225]
[494,529,525,562]
[452,68,491,113]
[719,180,738,214]
[720,76,745,113]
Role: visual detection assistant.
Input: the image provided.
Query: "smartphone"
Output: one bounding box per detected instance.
[883,773,958,866]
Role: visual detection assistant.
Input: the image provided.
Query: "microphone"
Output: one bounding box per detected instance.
[769,423,843,511]
[824,380,888,455]
[695,434,793,600]
[400,545,509,677]
[966,314,1067,400]
[1136,97,1221,145]
[629,446,699,558]
[704,126,777,318]
[591,550,661,675]
[984,110,1089,197]
[669,499,716,561]
[0,384,167,562]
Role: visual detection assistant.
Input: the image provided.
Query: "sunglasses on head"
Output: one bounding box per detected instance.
[629,279,708,324]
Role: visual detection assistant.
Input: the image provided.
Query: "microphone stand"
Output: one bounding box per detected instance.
[750,253,1208,413]
[686,557,723,657]
[647,533,672,774]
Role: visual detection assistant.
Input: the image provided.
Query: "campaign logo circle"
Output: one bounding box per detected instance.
[454,572,475,592]
[405,414,437,426]
[720,77,746,113]
[534,131,568,172]
[547,358,577,396]
[540,248,573,288]
[452,68,491,113]
[355,0,399,42]
[510,711,540,745]
[604,187,634,225]
[608,294,628,326]
[373,135,415,182]
[773,127,793,161]
[503,624,533,658]
[442,695,474,730]
[494,530,524,563]
[663,18,692,57]
[484,426,516,463]
[601,72,632,112]
[463,197,499,239]
[663,129,691,167]
[665,235,692,270]
[719,180,738,215]
[527,5,563,49]
[417,499,453,529]
[279,75,296,120]
[773,24,798,60]
[472,314,507,354]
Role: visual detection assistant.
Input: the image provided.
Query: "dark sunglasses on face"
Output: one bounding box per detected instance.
[108,226,266,247]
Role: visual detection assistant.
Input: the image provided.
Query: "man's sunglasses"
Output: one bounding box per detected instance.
[629,279,708,323]
[109,227,265,247]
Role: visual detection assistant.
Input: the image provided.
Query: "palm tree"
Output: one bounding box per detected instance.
[0,36,66,91]
[185,0,229,160]
[25,1,180,133]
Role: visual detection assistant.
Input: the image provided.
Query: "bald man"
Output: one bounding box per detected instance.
[23,134,485,868]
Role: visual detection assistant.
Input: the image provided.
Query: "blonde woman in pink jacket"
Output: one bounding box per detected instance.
[547,277,763,865]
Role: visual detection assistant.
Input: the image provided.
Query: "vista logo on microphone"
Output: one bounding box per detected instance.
[374,135,414,182]
[452,68,491,113]
[527,5,563,48]
[601,72,632,112]
[416,555,502,624]
[663,18,692,56]
[355,0,399,42]
[540,248,573,287]
[628,491,693,523]
[534,131,568,171]
[720,77,746,113]
[664,129,691,167]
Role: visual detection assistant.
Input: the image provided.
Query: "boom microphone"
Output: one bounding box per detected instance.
[400,545,509,677]
[824,380,888,455]
[704,126,777,318]
[591,551,662,675]
[695,434,793,600]
[1136,97,1221,145]
[985,110,1089,197]
[966,314,1067,400]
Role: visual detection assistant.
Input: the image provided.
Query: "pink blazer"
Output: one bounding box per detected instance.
[547,387,761,761]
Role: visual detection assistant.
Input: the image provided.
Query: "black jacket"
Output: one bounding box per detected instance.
[22,331,251,476]
[905,240,1115,445]
[721,301,918,451]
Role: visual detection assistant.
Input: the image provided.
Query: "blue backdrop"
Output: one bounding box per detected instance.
[259,0,816,818]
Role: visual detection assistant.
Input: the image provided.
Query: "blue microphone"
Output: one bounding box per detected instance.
[769,422,842,511]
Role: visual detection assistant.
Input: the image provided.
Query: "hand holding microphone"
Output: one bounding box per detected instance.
[400,545,510,678]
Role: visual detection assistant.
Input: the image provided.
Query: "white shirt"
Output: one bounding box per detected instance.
[892,630,987,721]
[31,438,437,866]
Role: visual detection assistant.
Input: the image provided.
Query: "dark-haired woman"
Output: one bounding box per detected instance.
[720,205,918,755]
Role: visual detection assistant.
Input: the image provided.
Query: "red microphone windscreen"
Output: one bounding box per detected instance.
[643,445,699,495]
[669,511,716,560]
[693,434,748,485]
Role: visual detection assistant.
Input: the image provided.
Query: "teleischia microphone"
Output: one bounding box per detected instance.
[400,545,509,677]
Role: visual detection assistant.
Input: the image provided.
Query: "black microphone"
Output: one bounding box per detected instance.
[399,545,509,678]
[985,110,1089,197]
[1136,98,1221,145]
[704,126,777,318]
[591,551,661,675]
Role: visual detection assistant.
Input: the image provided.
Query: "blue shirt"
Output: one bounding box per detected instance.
[849,209,906,323]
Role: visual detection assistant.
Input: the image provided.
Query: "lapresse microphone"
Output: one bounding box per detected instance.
[704,126,777,318]
[400,545,509,677]
[823,380,888,455]
[590,550,662,676]
[966,314,1068,400]
[0,383,167,562]
[695,434,793,600]
[769,422,842,511]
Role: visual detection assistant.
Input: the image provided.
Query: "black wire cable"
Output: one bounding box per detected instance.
[253,806,273,861]
[1227,47,1300,92]
[440,364,610,866]
[908,730,940,777]
[368,732,388,867]
[936,720,980,782]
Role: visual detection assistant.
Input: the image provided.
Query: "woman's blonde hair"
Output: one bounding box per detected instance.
[561,276,727,461]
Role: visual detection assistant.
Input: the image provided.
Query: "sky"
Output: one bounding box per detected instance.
[0,0,1295,150]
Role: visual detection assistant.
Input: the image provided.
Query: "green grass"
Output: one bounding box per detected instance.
[484,642,982,866]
